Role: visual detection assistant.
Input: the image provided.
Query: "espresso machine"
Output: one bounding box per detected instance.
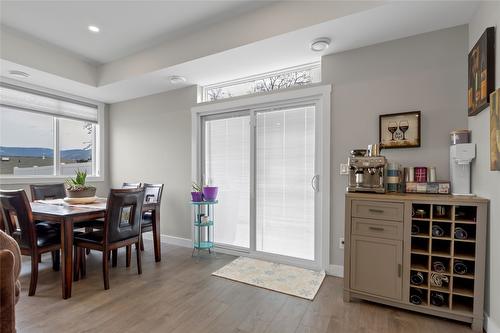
[347,146,386,193]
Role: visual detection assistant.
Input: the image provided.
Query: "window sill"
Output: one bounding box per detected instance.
[0,175,105,185]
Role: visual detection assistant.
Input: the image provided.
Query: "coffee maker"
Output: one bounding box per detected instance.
[347,148,386,193]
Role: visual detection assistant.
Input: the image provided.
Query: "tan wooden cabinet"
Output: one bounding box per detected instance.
[344,193,488,332]
[350,235,402,300]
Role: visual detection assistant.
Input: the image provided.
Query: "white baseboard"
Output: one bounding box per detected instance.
[326,264,344,278]
[141,232,192,248]
[485,313,500,333]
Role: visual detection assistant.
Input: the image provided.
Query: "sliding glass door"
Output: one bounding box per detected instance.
[202,103,319,265]
[203,113,250,248]
[255,106,315,260]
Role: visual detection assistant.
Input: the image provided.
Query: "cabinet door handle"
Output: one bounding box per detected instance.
[398,264,402,277]
[369,226,385,231]
[369,208,384,213]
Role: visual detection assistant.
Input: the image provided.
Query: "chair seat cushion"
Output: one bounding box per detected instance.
[74,230,104,245]
[142,212,152,226]
[35,221,60,232]
[74,219,105,229]
[36,228,60,247]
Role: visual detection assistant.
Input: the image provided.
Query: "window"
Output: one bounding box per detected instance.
[202,62,320,102]
[0,83,101,178]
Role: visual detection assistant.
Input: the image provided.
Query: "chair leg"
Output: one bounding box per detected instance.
[140,234,144,251]
[38,254,42,263]
[102,250,110,290]
[126,245,131,267]
[80,248,87,278]
[29,254,39,296]
[73,245,81,281]
[135,242,142,275]
[112,249,118,267]
[86,248,91,255]
[51,250,60,271]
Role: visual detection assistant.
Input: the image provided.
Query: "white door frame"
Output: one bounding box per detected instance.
[191,85,331,271]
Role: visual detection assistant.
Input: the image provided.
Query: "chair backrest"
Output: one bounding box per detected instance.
[30,183,66,201]
[122,182,142,189]
[143,183,164,205]
[0,190,36,249]
[104,188,145,244]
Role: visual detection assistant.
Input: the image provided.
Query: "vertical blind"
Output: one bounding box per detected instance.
[0,83,98,123]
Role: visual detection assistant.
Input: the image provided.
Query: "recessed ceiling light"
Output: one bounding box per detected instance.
[8,70,30,78]
[310,37,331,52]
[169,75,186,84]
[88,25,100,33]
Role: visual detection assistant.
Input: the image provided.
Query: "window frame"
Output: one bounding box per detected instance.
[0,78,106,185]
[200,62,321,102]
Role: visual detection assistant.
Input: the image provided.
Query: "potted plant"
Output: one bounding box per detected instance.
[65,170,96,198]
[202,184,218,202]
[191,182,203,202]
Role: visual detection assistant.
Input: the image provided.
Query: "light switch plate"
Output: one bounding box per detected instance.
[339,237,345,249]
[340,163,349,175]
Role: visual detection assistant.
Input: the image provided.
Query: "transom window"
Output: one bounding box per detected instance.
[202,62,321,102]
[0,82,102,178]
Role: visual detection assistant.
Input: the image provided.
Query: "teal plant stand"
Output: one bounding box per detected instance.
[191,200,217,258]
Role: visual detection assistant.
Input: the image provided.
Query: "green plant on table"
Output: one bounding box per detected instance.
[192,182,202,193]
[66,169,96,191]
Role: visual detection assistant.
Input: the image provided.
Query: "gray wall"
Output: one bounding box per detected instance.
[468,1,500,326]
[321,25,468,267]
[109,86,197,240]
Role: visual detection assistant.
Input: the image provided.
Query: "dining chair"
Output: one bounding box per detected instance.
[73,188,145,290]
[135,183,164,262]
[0,189,61,296]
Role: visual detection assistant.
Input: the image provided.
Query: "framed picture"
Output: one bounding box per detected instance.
[379,111,421,149]
[468,27,495,116]
[491,88,500,171]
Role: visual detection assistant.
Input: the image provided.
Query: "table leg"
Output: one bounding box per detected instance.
[153,208,161,262]
[60,217,73,299]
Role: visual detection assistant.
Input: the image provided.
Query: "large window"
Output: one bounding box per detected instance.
[202,62,321,102]
[0,83,101,177]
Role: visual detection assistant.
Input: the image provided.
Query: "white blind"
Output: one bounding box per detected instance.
[0,83,98,123]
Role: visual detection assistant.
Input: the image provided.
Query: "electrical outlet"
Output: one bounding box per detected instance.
[340,163,349,175]
[339,237,345,249]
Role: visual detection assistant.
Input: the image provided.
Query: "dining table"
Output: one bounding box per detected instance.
[31,198,160,299]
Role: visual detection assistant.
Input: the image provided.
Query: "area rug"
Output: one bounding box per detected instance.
[212,257,325,300]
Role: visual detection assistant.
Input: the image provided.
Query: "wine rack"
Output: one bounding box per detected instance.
[409,203,478,315]
[345,193,487,331]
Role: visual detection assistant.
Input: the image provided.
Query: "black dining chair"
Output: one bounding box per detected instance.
[137,183,164,261]
[0,189,61,296]
[73,188,145,290]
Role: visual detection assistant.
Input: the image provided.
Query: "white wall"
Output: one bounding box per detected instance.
[468,2,500,330]
[109,86,196,239]
[322,25,468,266]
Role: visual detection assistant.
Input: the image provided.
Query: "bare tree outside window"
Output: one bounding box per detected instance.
[203,63,320,102]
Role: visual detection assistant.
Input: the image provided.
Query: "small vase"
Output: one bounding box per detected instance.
[65,187,96,198]
[202,186,218,201]
[191,192,203,202]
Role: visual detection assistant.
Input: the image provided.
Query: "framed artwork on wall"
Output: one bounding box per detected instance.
[379,111,421,149]
[491,88,500,171]
[468,26,495,116]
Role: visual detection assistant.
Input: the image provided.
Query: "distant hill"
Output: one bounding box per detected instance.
[0,146,91,161]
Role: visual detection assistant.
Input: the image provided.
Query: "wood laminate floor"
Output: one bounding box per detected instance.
[16,240,475,333]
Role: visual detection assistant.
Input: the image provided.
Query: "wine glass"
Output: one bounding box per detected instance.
[399,120,409,140]
[388,121,398,141]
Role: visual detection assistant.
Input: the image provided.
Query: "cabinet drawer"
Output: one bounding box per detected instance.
[352,200,404,221]
[352,218,403,240]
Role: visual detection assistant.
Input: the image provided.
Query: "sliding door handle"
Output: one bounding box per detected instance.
[311,175,319,192]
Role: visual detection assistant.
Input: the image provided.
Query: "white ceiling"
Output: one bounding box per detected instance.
[0,1,480,103]
[0,0,270,64]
